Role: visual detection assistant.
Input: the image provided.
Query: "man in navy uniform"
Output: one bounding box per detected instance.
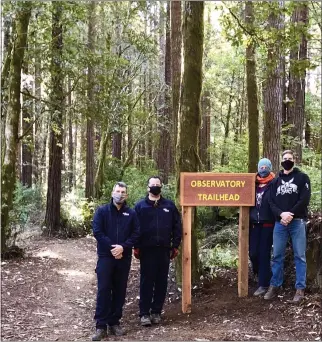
[134,176,182,326]
[92,182,140,341]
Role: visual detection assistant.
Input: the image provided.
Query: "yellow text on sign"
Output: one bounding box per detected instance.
[190,180,246,188]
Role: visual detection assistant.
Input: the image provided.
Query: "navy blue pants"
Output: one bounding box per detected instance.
[139,247,170,317]
[94,256,131,329]
[249,224,274,287]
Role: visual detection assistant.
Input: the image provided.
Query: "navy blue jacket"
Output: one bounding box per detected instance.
[134,196,182,249]
[249,180,275,224]
[269,168,311,220]
[92,200,140,257]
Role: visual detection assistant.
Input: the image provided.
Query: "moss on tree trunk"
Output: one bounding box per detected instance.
[1,3,32,252]
[176,1,204,283]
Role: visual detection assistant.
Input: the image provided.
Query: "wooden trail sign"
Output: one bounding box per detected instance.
[180,172,256,313]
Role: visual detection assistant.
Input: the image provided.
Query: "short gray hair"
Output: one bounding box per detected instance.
[113,181,128,192]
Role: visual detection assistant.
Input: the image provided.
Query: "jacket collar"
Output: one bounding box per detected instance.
[109,198,128,212]
[145,195,164,207]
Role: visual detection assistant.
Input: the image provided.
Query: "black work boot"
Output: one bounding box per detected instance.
[264,286,279,300]
[92,328,107,341]
[109,325,125,336]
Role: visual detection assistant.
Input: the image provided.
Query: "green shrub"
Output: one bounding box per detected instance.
[200,244,238,270]
[301,165,321,213]
[9,182,44,227]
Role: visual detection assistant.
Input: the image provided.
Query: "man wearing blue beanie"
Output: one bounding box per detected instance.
[249,158,275,296]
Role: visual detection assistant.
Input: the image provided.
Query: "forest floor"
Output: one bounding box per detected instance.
[1,235,322,341]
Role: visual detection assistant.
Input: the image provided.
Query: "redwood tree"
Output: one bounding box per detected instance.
[176,1,204,282]
[262,3,284,172]
[287,3,309,163]
[1,2,32,251]
[44,1,64,235]
[245,1,259,172]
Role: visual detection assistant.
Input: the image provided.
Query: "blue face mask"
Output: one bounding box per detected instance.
[258,169,270,178]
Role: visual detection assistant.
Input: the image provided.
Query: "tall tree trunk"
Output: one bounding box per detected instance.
[85,2,96,199]
[94,131,109,199]
[157,2,171,183]
[262,3,284,172]
[112,132,122,160]
[287,3,309,163]
[176,1,204,283]
[245,1,259,172]
[239,70,246,138]
[1,3,32,252]
[67,78,73,191]
[199,90,211,170]
[33,47,41,184]
[171,1,182,169]
[221,71,235,166]
[1,15,14,130]
[21,48,33,187]
[44,2,64,235]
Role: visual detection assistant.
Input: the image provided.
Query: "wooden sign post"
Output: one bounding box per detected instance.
[180,172,256,313]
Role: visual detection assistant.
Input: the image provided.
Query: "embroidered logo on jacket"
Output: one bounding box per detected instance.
[276,178,298,196]
[163,208,169,212]
[123,212,129,216]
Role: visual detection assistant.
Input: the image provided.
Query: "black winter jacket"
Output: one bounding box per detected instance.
[268,168,311,220]
[92,200,140,257]
[134,196,182,249]
[249,179,275,224]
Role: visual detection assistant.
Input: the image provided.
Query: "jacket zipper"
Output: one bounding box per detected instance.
[156,207,159,244]
[117,212,119,244]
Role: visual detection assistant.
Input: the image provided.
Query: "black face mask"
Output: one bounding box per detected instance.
[149,186,161,196]
[281,160,294,171]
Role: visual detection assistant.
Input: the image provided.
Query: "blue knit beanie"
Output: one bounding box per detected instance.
[258,158,272,172]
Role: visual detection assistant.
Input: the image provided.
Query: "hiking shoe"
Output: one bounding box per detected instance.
[140,315,151,326]
[92,328,107,341]
[253,286,268,296]
[292,289,305,303]
[264,286,278,300]
[109,325,125,336]
[151,313,161,324]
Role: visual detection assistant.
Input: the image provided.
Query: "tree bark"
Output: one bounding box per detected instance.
[262,3,284,172]
[94,131,109,199]
[1,3,32,252]
[33,45,42,184]
[245,1,259,172]
[199,90,211,170]
[176,1,204,283]
[85,2,96,199]
[171,1,182,169]
[221,71,235,166]
[67,78,73,191]
[287,3,309,163]
[44,1,64,235]
[157,2,171,183]
[21,47,33,187]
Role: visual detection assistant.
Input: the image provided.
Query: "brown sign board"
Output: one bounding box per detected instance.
[180,172,256,207]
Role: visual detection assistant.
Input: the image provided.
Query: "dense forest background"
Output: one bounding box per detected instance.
[1,1,321,285]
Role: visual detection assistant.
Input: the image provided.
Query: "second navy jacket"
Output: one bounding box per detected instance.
[134,196,182,249]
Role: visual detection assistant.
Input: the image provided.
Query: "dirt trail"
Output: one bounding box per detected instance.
[1,237,321,341]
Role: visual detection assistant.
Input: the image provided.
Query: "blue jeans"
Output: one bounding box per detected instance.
[270,219,307,289]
